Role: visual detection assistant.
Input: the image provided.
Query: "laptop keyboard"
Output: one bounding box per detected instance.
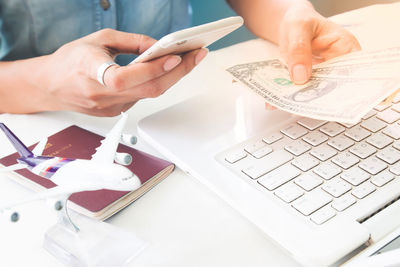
[219,98,400,225]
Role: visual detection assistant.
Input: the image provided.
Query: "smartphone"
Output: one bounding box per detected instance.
[130,16,244,64]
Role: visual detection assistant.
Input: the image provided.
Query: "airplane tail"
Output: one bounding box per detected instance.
[0,123,33,158]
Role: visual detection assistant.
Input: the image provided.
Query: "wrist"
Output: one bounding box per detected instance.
[279,0,323,41]
[4,56,52,113]
[290,0,315,12]
[283,0,319,19]
[24,55,51,92]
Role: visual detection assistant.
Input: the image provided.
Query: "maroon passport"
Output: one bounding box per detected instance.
[0,125,174,220]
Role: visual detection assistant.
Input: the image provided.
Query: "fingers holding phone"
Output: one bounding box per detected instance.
[35,16,241,116]
[69,17,240,116]
[87,28,210,114]
[95,16,242,111]
[30,28,207,117]
[103,47,208,100]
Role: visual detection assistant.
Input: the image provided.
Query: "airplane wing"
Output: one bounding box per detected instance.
[0,184,102,211]
[32,137,48,156]
[91,113,128,164]
[0,163,26,173]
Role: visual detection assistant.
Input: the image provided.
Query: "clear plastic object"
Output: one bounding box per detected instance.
[43,208,147,267]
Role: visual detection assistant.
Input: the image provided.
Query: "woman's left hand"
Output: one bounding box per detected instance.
[279,3,361,84]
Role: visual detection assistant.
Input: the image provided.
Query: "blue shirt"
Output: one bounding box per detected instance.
[0,0,191,65]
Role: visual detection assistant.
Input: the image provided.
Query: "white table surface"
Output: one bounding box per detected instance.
[2,3,400,266]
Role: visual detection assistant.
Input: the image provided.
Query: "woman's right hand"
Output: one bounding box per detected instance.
[2,29,207,116]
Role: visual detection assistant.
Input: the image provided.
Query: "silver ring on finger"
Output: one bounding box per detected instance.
[97,61,118,86]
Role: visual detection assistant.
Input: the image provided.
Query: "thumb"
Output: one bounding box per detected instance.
[284,23,314,85]
[86,29,157,81]
[90,29,157,55]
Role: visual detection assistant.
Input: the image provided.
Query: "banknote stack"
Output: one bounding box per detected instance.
[226,47,400,123]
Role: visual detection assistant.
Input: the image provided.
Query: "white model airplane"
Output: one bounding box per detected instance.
[0,113,141,223]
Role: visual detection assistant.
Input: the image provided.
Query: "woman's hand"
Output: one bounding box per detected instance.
[279,3,361,84]
[1,29,207,116]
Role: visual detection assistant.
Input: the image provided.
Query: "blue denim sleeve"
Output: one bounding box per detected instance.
[0,0,190,63]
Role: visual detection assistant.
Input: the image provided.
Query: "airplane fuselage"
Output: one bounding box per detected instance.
[17,156,140,191]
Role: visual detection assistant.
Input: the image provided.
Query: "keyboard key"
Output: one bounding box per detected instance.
[352,182,376,199]
[382,124,400,140]
[291,154,319,171]
[376,109,400,124]
[310,144,337,161]
[242,150,293,179]
[361,117,386,133]
[244,141,267,154]
[345,126,371,141]
[389,162,400,175]
[225,150,247,163]
[328,135,355,151]
[274,182,304,203]
[393,140,400,151]
[376,147,400,164]
[281,124,308,139]
[258,164,301,190]
[297,118,327,130]
[332,194,357,211]
[349,142,377,159]
[392,103,400,112]
[313,162,342,180]
[320,122,345,137]
[262,132,283,144]
[341,166,370,186]
[374,102,391,112]
[371,170,395,187]
[359,157,387,175]
[322,177,351,197]
[362,110,377,120]
[338,122,358,128]
[392,93,400,104]
[366,133,393,149]
[251,146,273,159]
[331,152,360,169]
[292,189,332,216]
[310,206,336,225]
[294,173,323,191]
[302,131,329,146]
[284,140,312,156]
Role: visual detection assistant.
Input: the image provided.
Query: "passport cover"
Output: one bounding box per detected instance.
[0,125,174,220]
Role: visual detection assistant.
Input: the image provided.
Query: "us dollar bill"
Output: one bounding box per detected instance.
[312,60,400,78]
[226,56,400,123]
[319,46,400,67]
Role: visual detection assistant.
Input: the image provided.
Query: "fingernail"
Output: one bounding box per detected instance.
[195,48,208,65]
[292,64,309,84]
[163,55,182,71]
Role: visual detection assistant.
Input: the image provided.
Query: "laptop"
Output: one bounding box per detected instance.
[137,18,400,267]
